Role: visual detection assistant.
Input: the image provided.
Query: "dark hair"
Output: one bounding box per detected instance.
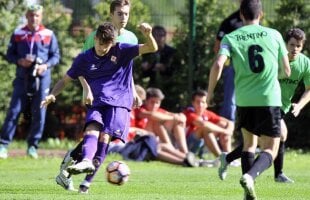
[240,0,262,20]
[110,0,131,13]
[152,25,167,37]
[146,88,165,100]
[95,22,117,44]
[284,28,306,44]
[191,89,208,101]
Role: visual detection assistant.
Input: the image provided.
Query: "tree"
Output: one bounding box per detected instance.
[0,0,27,124]
[165,0,238,111]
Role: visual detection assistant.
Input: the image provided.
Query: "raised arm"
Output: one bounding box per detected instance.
[138,23,158,55]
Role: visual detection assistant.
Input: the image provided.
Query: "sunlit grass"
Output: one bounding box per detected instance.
[0,150,309,200]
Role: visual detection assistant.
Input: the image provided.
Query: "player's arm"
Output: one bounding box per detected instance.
[41,74,72,108]
[78,76,93,106]
[291,85,310,117]
[213,39,221,54]
[132,78,143,108]
[207,54,228,104]
[138,23,158,55]
[279,55,291,79]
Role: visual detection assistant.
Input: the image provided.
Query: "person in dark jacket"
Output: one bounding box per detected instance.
[0,4,60,159]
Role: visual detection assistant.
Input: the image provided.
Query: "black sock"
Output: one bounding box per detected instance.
[241,151,255,174]
[274,141,285,177]
[226,144,243,163]
[70,140,84,162]
[248,151,273,179]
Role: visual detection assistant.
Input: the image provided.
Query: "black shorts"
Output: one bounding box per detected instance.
[237,106,281,138]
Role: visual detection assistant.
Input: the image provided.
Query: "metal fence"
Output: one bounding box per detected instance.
[60,0,282,29]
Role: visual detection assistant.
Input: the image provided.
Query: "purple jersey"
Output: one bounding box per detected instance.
[67,43,139,110]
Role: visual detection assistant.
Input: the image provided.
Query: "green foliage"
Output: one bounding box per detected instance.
[268,0,310,55]
[41,1,82,106]
[0,0,26,124]
[140,0,186,27]
[0,151,309,199]
[168,0,239,110]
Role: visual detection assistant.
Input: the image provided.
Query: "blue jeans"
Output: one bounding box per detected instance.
[187,133,204,154]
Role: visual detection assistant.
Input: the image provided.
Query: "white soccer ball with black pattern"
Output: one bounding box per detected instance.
[106,161,130,185]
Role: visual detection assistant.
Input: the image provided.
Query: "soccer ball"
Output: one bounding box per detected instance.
[106,161,130,185]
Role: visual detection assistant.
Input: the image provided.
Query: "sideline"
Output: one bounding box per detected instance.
[8,149,67,158]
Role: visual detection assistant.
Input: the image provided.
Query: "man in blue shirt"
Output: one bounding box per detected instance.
[0,4,60,159]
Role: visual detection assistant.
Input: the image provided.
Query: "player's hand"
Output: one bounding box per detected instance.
[138,23,152,37]
[83,88,93,106]
[40,94,56,108]
[291,103,301,117]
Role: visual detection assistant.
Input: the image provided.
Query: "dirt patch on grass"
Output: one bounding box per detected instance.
[8,149,67,158]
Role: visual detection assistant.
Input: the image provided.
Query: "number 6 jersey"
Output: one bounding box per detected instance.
[219,24,288,107]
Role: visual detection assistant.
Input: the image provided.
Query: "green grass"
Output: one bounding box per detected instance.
[0,151,309,200]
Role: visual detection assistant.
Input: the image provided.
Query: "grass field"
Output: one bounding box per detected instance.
[0,150,309,200]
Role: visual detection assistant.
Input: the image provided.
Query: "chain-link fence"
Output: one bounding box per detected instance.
[60,0,282,28]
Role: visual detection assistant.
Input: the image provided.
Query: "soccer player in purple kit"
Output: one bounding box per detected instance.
[55,0,141,192]
[41,22,157,193]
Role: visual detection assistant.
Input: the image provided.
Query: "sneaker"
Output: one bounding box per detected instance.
[67,159,95,175]
[230,159,241,167]
[275,173,294,183]
[79,181,90,194]
[60,150,75,171]
[218,152,228,180]
[55,171,76,191]
[27,146,38,159]
[184,152,199,167]
[240,174,257,200]
[0,145,8,159]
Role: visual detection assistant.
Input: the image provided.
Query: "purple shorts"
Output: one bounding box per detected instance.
[85,106,130,142]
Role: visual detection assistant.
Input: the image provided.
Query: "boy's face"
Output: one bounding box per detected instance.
[192,95,208,113]
[94,38,113,56]
[110,5,130,31]
[287,37,303,61]
[144,97,161,111]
